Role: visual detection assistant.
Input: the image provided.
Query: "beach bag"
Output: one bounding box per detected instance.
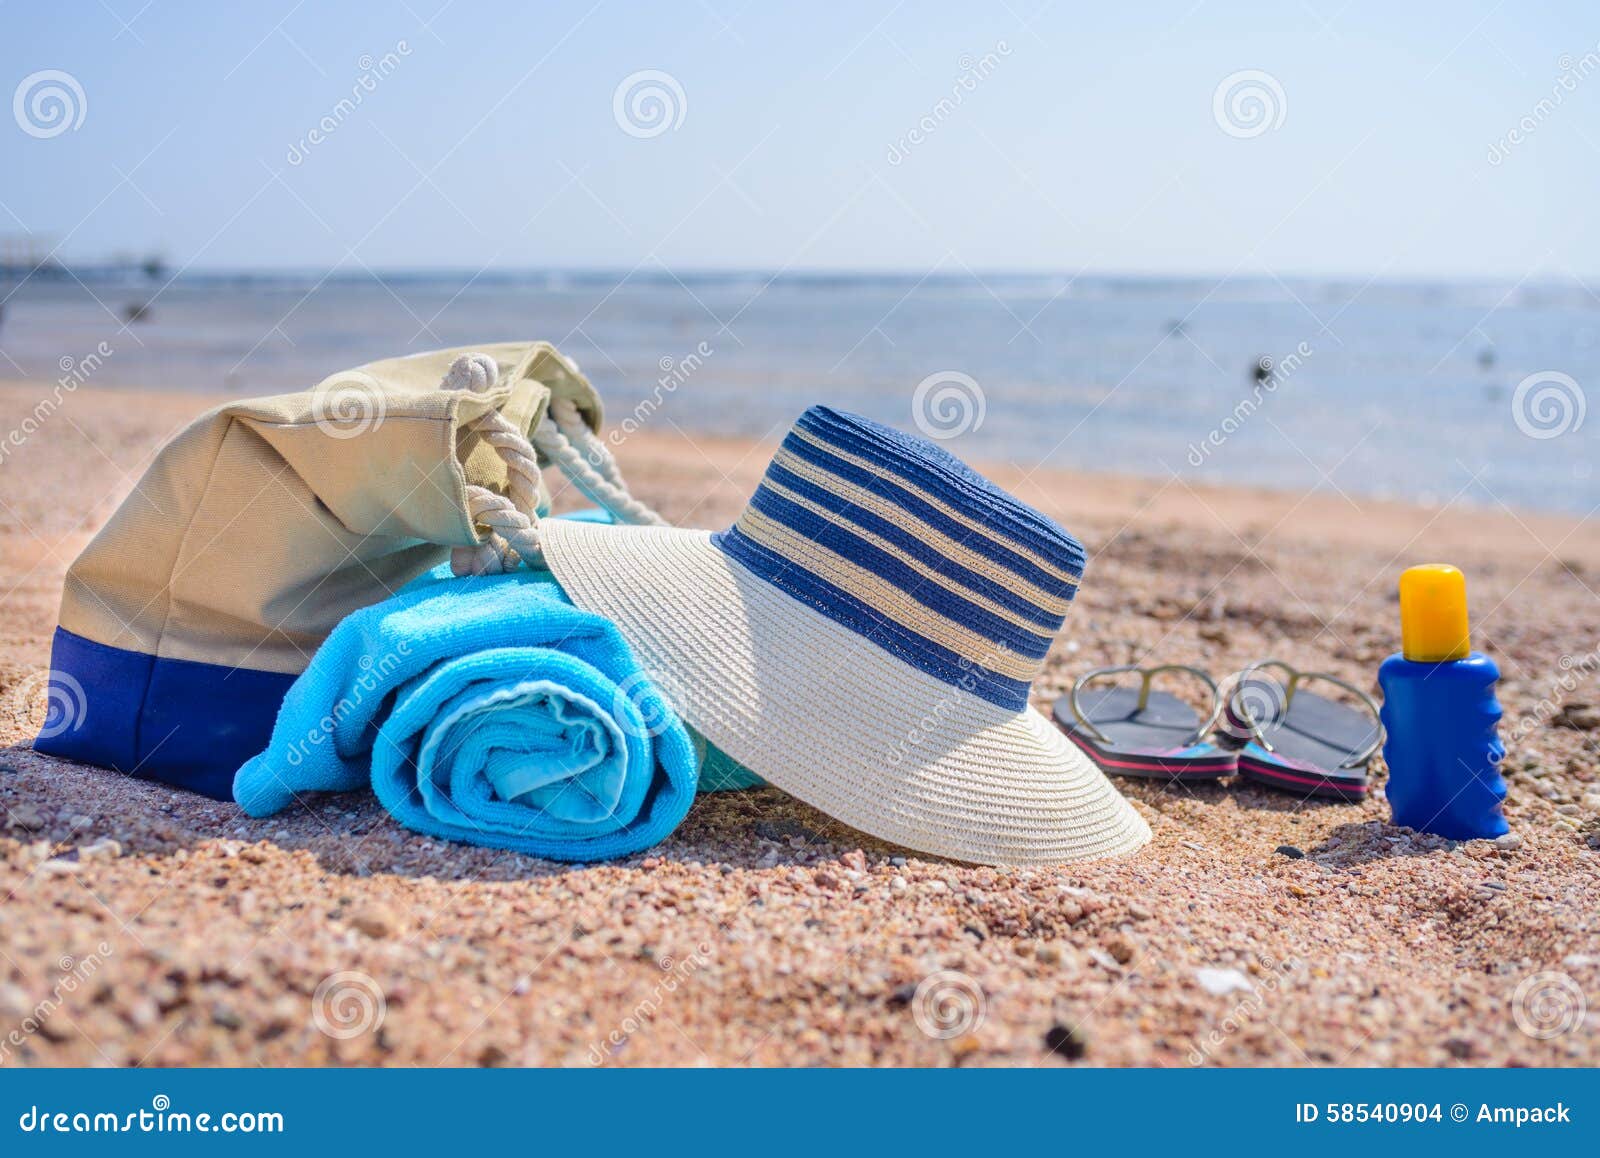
[33,340,660,799]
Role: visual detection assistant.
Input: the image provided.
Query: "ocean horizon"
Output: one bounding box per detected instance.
[2,268,1594,513]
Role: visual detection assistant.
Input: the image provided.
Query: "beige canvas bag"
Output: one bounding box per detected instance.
[34,340,656,797]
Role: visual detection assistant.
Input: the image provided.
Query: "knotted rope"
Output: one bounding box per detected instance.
[442,353,666,575]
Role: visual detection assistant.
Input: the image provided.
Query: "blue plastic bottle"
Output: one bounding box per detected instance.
[1378,564,1507,840]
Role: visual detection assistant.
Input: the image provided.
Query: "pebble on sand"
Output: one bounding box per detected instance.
[78,837,122,861]
[1044,1023,1089,1060]
[1552,703,1600,731]
[6,804,44,831]
[348,905,397,938]
[1195,967,1254,996]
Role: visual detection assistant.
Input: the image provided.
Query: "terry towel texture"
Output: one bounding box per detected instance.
[233,553,701,862]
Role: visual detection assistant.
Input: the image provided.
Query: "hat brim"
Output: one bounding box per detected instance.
[540,519,1151,866]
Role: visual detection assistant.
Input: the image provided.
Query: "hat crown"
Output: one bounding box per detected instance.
[713,406,1085,710]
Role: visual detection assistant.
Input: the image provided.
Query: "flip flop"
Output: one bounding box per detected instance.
[1218,660,1384,801]
[1053,664,1237,782]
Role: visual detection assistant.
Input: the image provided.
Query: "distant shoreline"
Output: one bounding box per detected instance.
[8,266,1600,301]
[1,378,1593,561]
[1,274,1593,514]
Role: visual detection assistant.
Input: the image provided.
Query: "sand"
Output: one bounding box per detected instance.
[1,380,1597,1067]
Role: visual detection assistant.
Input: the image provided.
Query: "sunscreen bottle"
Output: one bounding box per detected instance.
[1378,564,1508,840]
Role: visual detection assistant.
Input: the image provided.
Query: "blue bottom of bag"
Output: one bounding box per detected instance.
[31,626,296,800]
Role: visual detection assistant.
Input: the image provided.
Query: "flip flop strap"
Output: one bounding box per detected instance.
[1227,658,1385,769]
[442,353,668,576]
[1068,663,1223,747]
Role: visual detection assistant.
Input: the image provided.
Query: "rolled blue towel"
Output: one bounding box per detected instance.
[233,555,700,862]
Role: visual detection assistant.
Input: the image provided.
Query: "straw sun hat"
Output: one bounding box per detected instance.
[541,406,1149,866]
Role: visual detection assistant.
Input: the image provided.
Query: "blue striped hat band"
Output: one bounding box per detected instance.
[711,406,1085,711]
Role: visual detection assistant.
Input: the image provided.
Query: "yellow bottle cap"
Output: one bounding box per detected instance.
[1398,563,1471,662]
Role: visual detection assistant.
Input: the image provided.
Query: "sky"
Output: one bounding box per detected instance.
[3,0,1600,279]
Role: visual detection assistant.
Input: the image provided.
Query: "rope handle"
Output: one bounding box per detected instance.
[441,352,666,575]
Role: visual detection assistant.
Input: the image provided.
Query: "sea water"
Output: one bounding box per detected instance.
[1,270,1594,512]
